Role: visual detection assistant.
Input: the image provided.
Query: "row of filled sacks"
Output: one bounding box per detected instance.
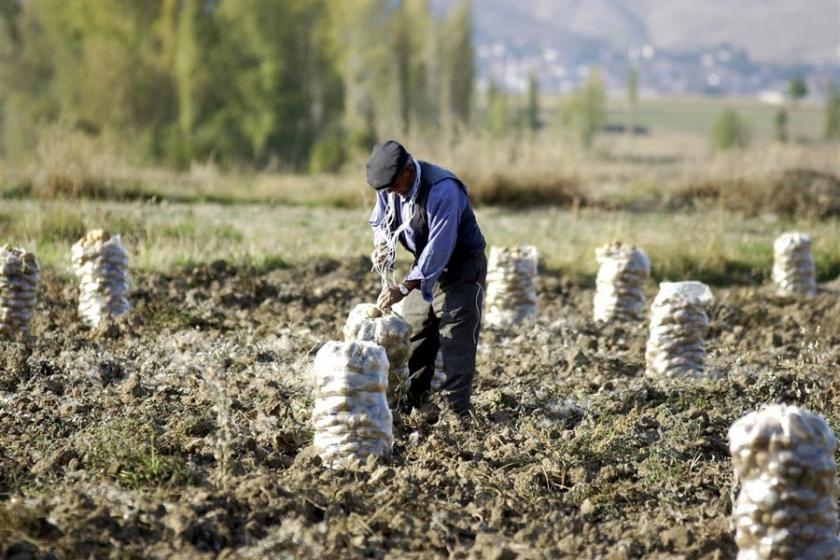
[0,230,131,339]
[483,231,817,330]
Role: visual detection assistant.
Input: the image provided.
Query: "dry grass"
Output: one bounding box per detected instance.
[3,199,839,286]
[675,169,840,219]
[3,114,837,216]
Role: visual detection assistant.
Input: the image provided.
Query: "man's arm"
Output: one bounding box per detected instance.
[404,179,466,302]
[369,191,387,231]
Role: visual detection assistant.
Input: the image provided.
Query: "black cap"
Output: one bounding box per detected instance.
[366,140,409,190]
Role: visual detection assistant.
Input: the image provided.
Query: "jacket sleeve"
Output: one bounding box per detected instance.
[405,179,467,302]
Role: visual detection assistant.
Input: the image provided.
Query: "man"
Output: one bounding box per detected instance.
[366,140,486,416]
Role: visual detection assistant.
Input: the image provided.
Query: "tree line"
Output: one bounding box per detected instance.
[0,0,475,171]
[1,1,835,173]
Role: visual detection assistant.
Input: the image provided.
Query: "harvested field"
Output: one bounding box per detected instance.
[1,256,838,558]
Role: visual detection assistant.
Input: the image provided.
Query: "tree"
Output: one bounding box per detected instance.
[774,108,788,143]
[824,82,840,141]
[390,0,437,135]
[0,0,179,160]
[485,81,509,136]
[711,108,751,151]
[195,0,343,167]
[0,0,469,171]
[173,0,199,163]
[324,0,390,151]
[525,71,539,132]
[564,68,606,148]
[626,65,638,134]
[788,77,808,105]
[439,0,474,130]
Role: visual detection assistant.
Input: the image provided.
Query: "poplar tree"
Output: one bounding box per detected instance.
[627,66,638,134]
[439,0,474,129]
[824,82,840,141]
[564,68,606,148]
[525,72,539,132]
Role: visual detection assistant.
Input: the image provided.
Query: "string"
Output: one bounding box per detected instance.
[372,167,417,290]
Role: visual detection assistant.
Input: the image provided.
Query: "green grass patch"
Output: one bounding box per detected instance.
[74,416,197,489]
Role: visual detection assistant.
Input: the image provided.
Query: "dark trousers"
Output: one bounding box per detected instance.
[402,252,487,415]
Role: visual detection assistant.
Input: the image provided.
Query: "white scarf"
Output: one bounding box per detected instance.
[372,159,420,289]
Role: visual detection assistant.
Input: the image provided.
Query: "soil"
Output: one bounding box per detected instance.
[1,258,838,559]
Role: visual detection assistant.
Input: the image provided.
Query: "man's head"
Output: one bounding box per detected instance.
[366,140,415,196]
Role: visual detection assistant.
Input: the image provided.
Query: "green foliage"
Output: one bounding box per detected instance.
[0,0,477,171]
[824,82,840,141]
[75,417,195,489]
[309,133,347,174]
[774,108,788,143]
[36,206,88,243]
[711,108,751,151]
[485,82,510,136]
[392,0,436,134]
[439,0,474,129]
[788,77,808,102]
[525,72,540,132]
[325,0,391,142]
[627,66,639,134]
[564,68,606,148]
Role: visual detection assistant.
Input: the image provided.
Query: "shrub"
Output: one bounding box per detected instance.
[309,135,347,174]
[711,108,751,151]
[463,171,584,207]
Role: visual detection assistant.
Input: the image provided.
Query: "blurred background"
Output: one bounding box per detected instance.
[0,0,837,210]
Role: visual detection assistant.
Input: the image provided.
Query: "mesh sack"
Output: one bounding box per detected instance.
[311,341,393,468]
[343,303,412,405]
[484,246,538,329]
[645,281,714,379]
[593,242,650,323]
[71,229,131,327]
[729,404,838,559]
[0,245,39,338]
[772,232,816,297]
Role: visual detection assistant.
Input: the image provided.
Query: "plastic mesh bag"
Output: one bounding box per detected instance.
[593,242,650,323]
[645,281,714,379]
[343,303,411,405]
[0,245,39,338]
[71,229,131,327]
[311,341,393,468]
[484,246,538,329]
[729,404,838,559]
[772,232,816,297]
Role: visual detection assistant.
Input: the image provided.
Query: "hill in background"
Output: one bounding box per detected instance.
[434,0,839,94]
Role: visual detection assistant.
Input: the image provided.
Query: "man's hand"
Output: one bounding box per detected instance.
[377,286,405,310]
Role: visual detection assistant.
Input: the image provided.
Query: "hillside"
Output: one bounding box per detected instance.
[436,0,838,64]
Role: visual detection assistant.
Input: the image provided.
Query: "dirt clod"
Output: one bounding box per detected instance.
[0,260,837,558]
